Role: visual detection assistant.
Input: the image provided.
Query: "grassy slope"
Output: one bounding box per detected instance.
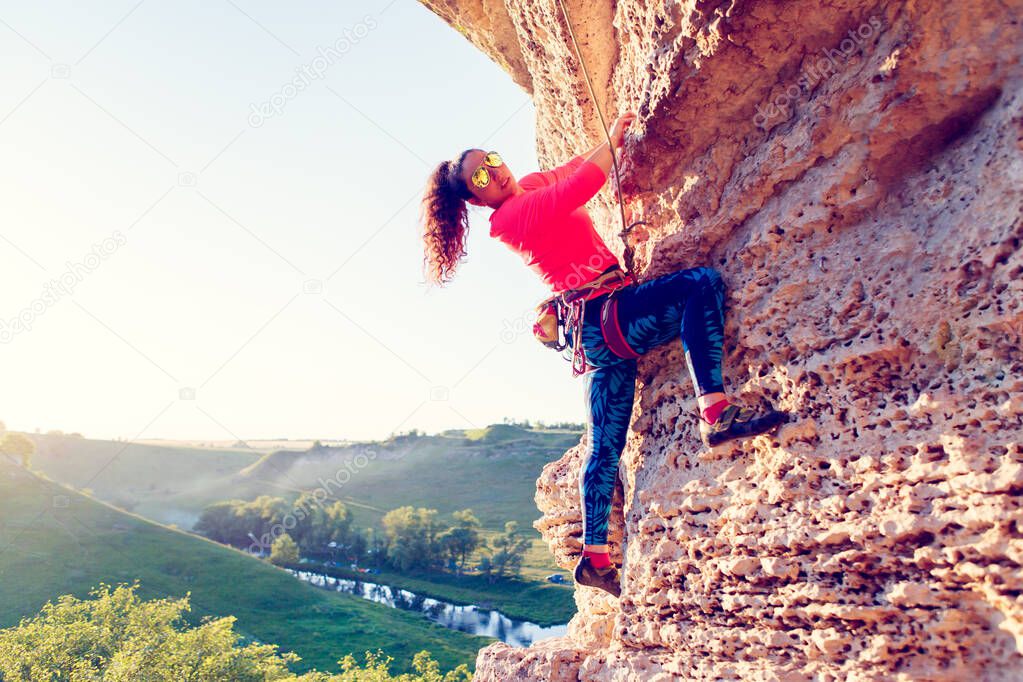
[321,436,578,531]
[27,434,264,528]
[27,427,581,614]
[0,462,487,674]
[28,427,582,532]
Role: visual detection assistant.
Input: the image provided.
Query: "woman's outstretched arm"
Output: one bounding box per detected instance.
[522,112,638,218]
[537,112,637,185]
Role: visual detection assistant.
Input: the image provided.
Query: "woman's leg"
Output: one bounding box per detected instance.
[573,267,722,556]
[573,356,636,597]
[609,266,786,445]
[612,266,727,399]
[571,267,783,597]
[579,358,637,550]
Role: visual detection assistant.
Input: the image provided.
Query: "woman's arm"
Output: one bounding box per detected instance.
[536,155,587,186]
[537,112,637,186]
[525,157,608,218]
[523,112,638,218]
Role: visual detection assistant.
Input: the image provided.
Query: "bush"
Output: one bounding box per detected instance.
[0,583,300,681]
[271,533,300,566]
[0,583,472,682]
[0,432,35,469]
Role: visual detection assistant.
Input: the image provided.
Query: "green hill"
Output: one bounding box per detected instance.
[0,459,488,674]
[27,426,584,587]
[29,427,583,533]
[27,434,264,528]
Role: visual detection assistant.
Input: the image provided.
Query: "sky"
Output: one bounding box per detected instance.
[0,0,590,442]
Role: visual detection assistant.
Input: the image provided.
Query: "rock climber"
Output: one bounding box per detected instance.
[418,110,787,598]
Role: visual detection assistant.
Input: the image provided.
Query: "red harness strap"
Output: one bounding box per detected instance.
[599,294,640,360]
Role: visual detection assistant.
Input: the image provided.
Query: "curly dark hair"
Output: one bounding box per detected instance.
[420,148,479,287]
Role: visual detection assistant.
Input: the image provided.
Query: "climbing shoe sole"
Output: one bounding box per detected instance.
[700,404,788,448]
[573,557,621,598]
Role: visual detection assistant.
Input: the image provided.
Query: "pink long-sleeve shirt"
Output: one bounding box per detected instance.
[488,154,621,294]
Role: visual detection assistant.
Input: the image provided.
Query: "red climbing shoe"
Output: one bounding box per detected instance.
[699,402,787,448]
[574,555,622,598]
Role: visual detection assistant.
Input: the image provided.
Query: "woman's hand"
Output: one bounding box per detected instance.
[610,111,637,148]
[579,111,638,179]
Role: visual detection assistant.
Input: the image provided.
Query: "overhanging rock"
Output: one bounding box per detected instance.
[422,1,1023,679]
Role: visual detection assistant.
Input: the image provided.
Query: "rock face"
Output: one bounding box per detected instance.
[422,1,1023,679]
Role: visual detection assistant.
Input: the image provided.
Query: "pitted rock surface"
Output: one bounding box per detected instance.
[423,1,1023,679]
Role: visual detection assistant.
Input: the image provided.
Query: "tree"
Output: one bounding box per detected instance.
[194,496,284,550]
[346,531,368,564]
[365,527,388,568]
[289,493,353,558]
[0,433,35,469]
[476,552,493,578]
[486,521,531,580]
[194,501,240,544]
[195,495,363,562]
[438,509,481,573]
[382,506,443,571]
[0,583,301,681]
[270,533,300,566]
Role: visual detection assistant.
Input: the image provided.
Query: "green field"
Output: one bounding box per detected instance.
[0,461,489,674]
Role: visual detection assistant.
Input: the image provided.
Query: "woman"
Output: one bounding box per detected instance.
[419,111,786,597]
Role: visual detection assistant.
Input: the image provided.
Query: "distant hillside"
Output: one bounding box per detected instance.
[0,459,488,673]
[29,426,584,532]
[463,423,536,443]
[28,434,264,528]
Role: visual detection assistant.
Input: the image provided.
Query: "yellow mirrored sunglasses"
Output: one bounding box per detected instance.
[470,151,504,189]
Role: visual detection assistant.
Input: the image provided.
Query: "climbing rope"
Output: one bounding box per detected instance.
[554,0,645,273]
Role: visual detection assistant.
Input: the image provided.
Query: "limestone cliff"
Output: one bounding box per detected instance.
[422,1,1023,679]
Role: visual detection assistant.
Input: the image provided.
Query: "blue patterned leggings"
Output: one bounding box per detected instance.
[566,266,726,545]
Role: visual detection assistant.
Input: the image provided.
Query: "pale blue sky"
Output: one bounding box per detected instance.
[0,1,589,441]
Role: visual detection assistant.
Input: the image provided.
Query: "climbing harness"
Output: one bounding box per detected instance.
[533,266,631,354]
[599,293,641,361]
[531,265,638,377]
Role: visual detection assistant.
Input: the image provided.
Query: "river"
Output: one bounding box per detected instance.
[288,568,568,647]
